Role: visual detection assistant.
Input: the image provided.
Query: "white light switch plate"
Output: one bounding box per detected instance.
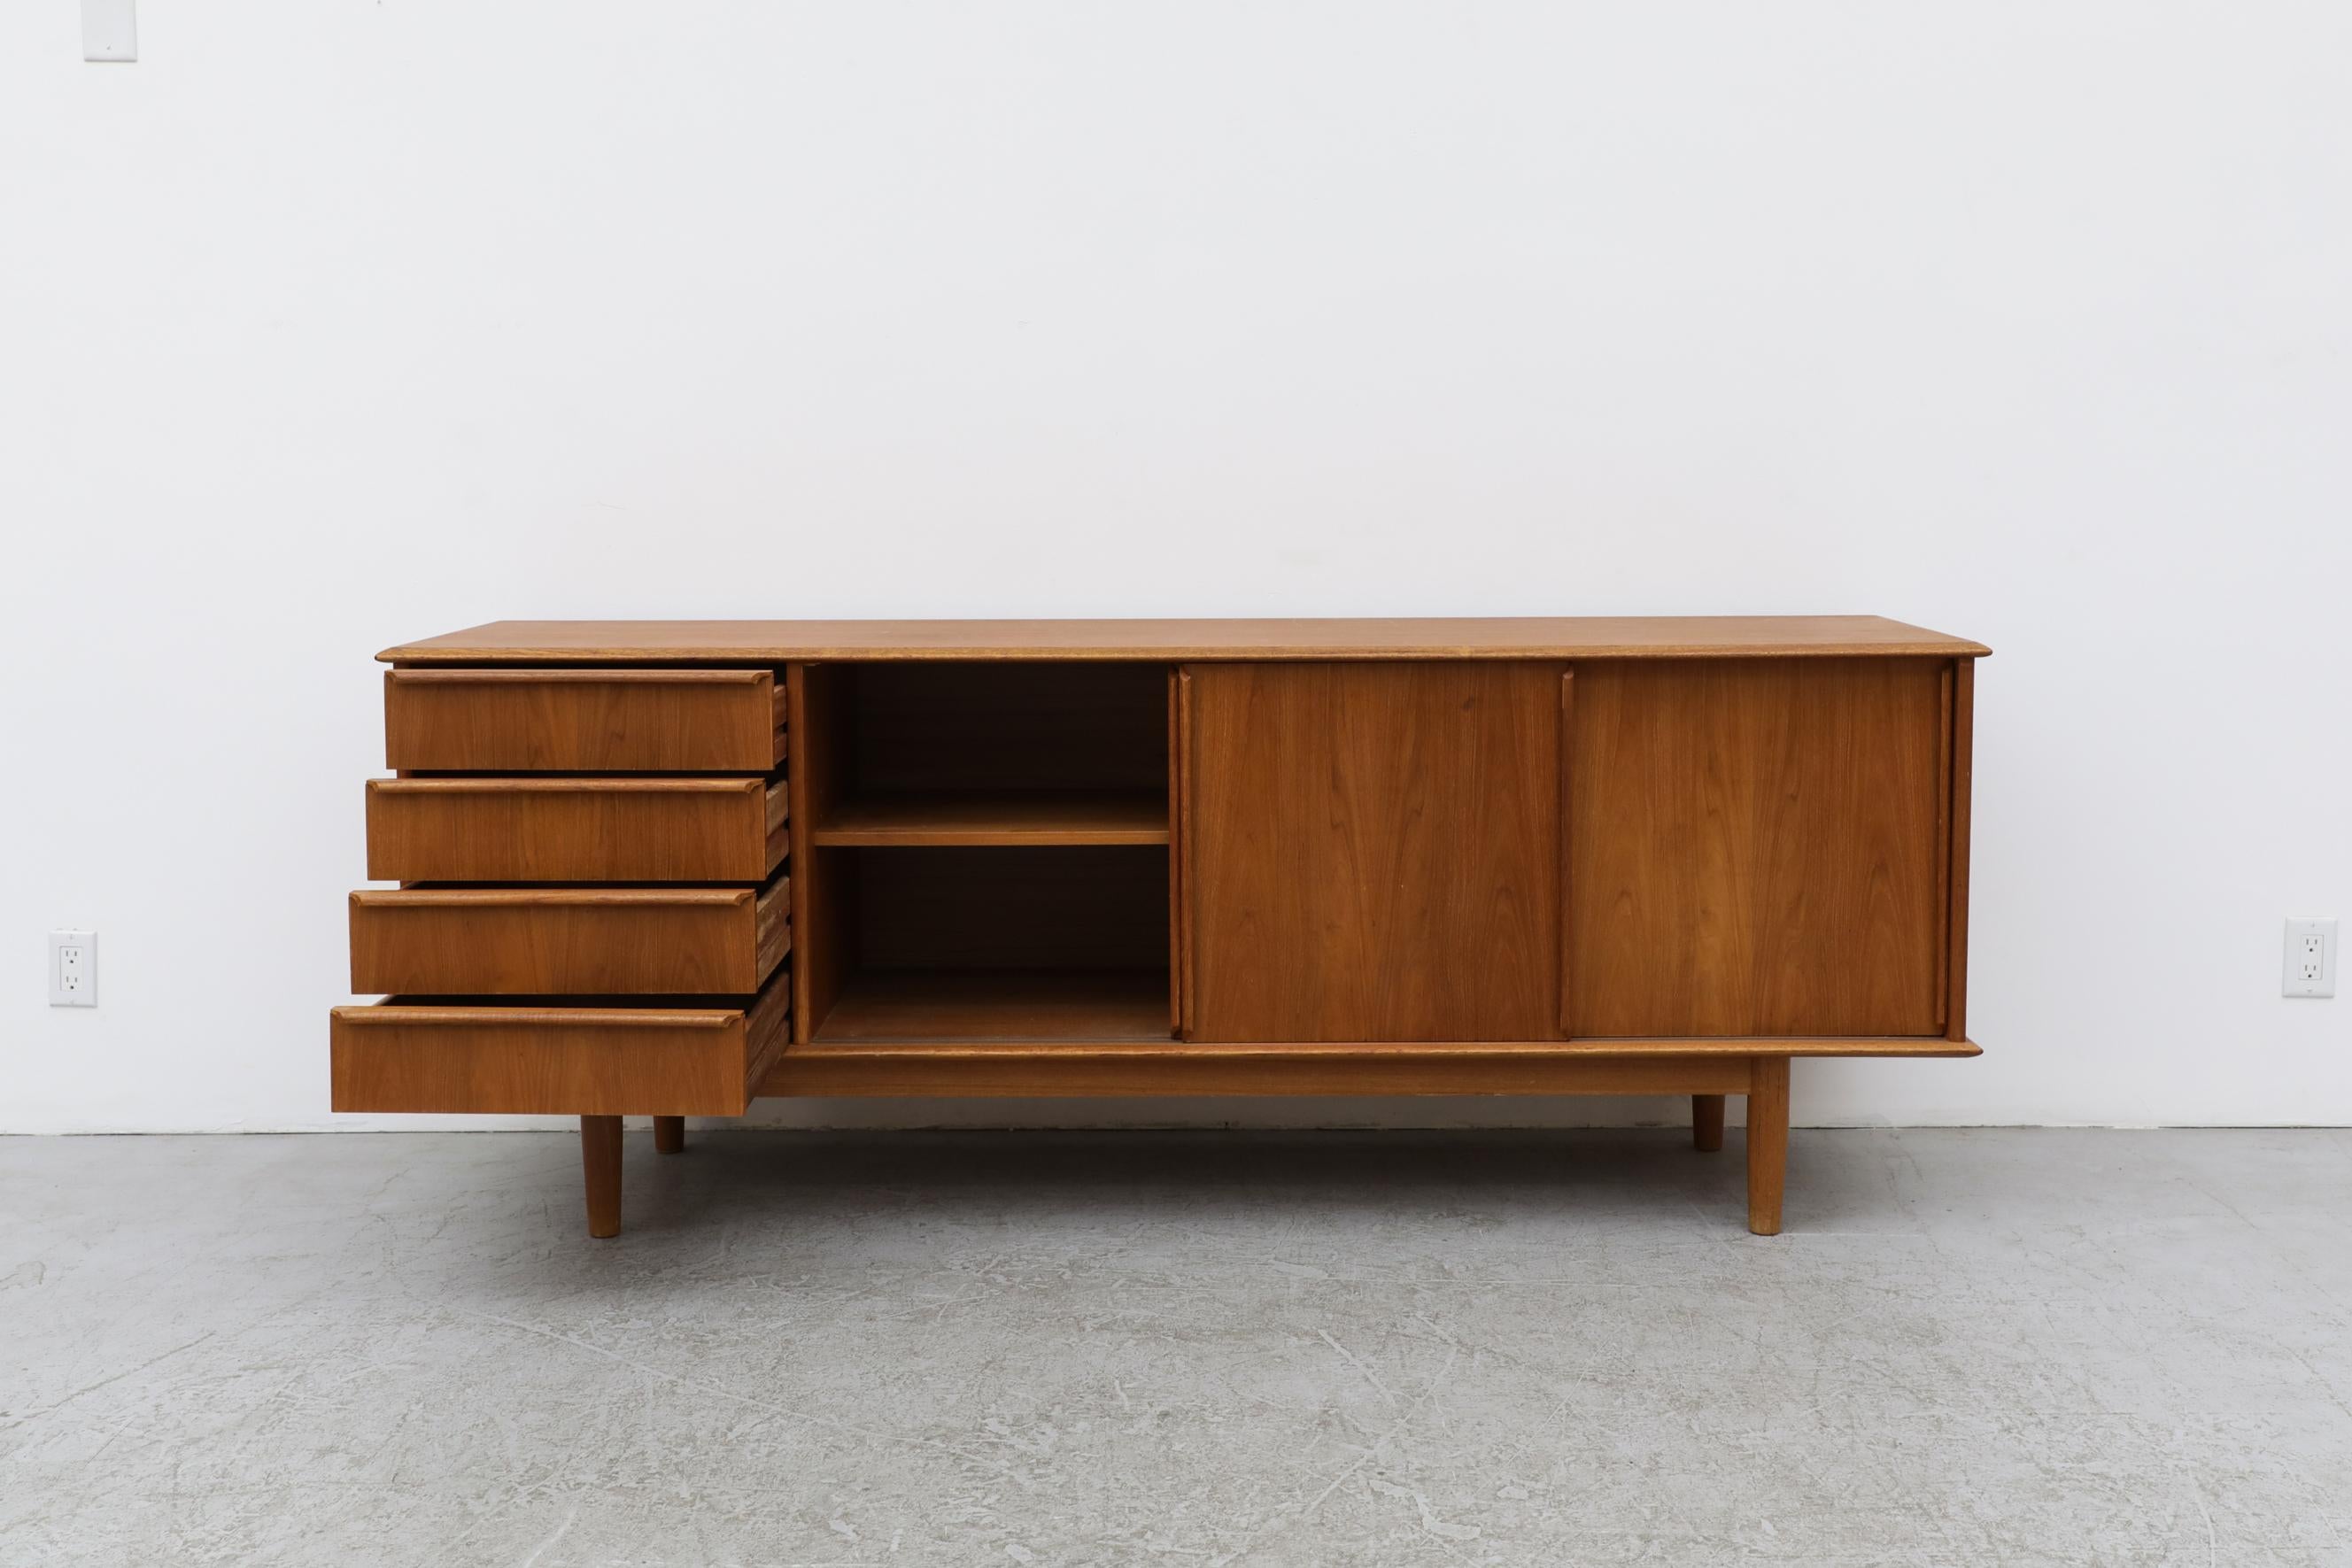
[83,0,136,62]
[50,930,97,1007]
[2285,917,2338,999]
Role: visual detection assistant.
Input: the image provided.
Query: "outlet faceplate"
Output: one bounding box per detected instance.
[50,930,97,1007]
[2284,917,2337,999]
[82,0,135,61]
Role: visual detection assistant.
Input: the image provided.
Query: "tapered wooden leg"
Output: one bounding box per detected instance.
[653,1116,685,1155]
[1746,1058,1790,1236]
[581,1115,623,1239]
[1692,1094,1725,1153]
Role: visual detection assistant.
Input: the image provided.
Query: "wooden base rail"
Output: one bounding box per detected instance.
[334,616,1985,1242]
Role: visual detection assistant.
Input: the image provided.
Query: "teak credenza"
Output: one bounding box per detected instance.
[331,617,1986,1238]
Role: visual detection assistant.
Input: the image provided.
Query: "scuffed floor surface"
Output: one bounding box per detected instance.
[3,1129,2349,1565]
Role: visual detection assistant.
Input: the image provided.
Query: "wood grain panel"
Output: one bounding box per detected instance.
[384,669,785,772]
[1557,669,1576,1034]
[1176,669,1197,1038]
[365,776,786,883]
[382,617,1991,664]
[330,974,791,1116]
[1165,668,1184,1035]
[790,664,855,1042]
[1187,662,1562,1042]
[1567,658,1947,1037]
[1946,659,1975,1042]
[349,877,788,995]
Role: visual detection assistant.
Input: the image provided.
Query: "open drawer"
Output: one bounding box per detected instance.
[350,874,788,995]
[384,668,787,772]
[365,775,788,882]
[330,971,791,1116]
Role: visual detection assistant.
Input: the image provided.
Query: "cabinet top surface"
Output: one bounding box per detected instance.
[381,616,1988,664]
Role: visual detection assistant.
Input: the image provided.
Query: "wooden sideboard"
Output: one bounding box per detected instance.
[331,617,1985,1238]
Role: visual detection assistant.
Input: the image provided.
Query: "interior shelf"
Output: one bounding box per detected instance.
[812,791,1170,847]
[809,969,1172,1044]
[793,663,1179,1044]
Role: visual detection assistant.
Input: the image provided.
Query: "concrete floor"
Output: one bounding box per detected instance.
[3,1130,2348,1566]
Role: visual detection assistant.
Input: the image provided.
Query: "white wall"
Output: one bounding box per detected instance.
[4,2,2347,1134]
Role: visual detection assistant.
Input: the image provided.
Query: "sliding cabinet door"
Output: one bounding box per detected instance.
[1184,662,1563,1042]
[1565,658,1951,1037]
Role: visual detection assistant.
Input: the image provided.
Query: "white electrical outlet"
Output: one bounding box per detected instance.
[82,0,136,62]
[49,930,97,1007]
[2284,917,2337,999]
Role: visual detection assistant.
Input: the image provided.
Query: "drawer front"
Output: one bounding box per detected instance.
[385,669,786,772]
[365,776,788,882]
[329,972,791,1116]
[351,876,789,995]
